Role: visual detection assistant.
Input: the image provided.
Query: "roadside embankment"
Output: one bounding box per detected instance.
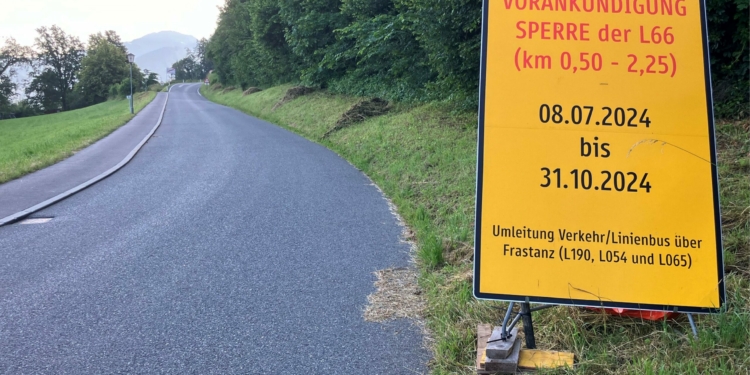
[202,84,749,374]
[0,92,157,184]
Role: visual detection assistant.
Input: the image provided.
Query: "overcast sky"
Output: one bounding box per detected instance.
[0,0,223,46]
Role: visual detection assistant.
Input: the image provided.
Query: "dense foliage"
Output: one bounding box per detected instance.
[706,0,749,118]
[207,0,748,116]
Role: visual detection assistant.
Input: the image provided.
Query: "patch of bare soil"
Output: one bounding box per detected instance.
[323,98,389,138]
[221,86,236,93]
[364,267,425,322]
[272,86,316,110]
[210,83,223,91]
[242,87,262,96]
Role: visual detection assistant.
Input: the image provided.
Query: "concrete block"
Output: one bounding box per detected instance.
[486,327,518,359]
[484,338,521,374]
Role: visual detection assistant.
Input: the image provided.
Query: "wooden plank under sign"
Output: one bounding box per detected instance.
[476,324,492,374]
[518,349,574,369]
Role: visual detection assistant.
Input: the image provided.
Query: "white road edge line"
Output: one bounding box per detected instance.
[197,86,203,97]
[0,85,176,227]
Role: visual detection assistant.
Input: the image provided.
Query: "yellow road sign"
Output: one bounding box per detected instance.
[474,0,724,312]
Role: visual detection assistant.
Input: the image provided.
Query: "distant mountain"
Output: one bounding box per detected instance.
[124,31,198,81]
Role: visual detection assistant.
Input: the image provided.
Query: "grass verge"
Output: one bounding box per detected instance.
[0,92,157,184]
[202,84,749,374]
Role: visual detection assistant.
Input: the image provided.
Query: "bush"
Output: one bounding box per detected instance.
[1,100,41,119]
[108,83,123,99]
[116,77,136,97]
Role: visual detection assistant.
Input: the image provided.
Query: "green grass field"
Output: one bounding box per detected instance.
[0,92,156,184]
[202,84,749,374]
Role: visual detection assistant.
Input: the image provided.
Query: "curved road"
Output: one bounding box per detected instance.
[0,84,428,373]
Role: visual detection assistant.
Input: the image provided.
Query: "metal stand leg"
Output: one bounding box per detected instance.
[687,313,698,338]
[500,302,515,340]
[520,302,536,349]
[497,301,554,346]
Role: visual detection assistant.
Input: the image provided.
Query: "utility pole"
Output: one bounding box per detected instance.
[127,53,135,114]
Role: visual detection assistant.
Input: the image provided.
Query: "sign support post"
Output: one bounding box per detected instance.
[496,302,557,349]
[519,302,535,349]
[687,313,698,337]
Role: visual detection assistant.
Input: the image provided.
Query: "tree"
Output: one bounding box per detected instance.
[78,32,129,105]
[0,75,15,111]
[33,25,85,111]
[207,0,251,85]
[88,31,128,55]
[207,0,297,88]
[25,69,62,113]
[195,37,214,79]
[0,38,33,110]
[0,38,32,77]
[143,71,159,89]
[173,53,199,80]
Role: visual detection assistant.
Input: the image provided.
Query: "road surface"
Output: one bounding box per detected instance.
[0,84,428,374]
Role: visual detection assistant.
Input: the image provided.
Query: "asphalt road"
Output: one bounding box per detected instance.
[0,84,428,374]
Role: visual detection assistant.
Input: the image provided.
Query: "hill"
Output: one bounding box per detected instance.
[124,31,197,81]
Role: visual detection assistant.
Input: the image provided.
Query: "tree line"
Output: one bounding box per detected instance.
[171,38,214,82]
[0,26,160,118]
[206,0,748,117]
